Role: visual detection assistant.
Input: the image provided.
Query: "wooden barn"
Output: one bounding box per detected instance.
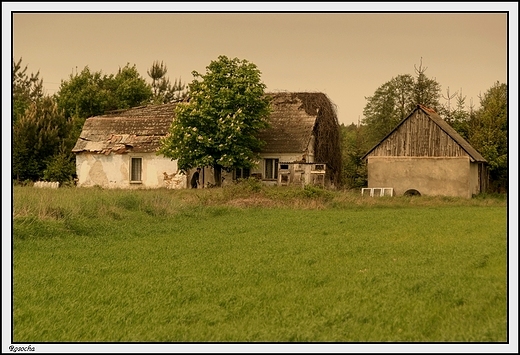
[72,92,342,189]
[362,105,488,198]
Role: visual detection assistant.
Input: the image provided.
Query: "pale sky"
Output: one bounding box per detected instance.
[6,3,516,126]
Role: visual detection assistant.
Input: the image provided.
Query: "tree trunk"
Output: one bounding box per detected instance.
[213,164,223,187]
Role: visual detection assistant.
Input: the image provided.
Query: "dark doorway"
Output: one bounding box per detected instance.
[404,189,421,196]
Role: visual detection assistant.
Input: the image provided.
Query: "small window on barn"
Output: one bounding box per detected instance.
[280,164,289,170]
[264,158,279,180]
[314,164,325,171]
[130,158,142,183]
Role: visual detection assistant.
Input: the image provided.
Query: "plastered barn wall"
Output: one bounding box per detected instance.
[76,153,185,189]
[367,156,472,198]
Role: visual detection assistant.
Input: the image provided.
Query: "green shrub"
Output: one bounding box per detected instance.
[301,184,334,200]
[43,152,76,184]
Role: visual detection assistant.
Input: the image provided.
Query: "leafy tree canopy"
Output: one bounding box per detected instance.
[362,60,441,145]
[159,55,271,186]
[12,96,74,182]
[468,81,508,191]
[108,63,154,109]
[56,64,152,120]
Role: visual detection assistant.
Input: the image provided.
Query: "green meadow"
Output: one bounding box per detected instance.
[12,183,508,342]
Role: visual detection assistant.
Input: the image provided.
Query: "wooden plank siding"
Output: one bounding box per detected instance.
[369,111,469,158]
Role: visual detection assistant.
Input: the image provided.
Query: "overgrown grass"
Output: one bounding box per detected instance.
[11,184,508,342]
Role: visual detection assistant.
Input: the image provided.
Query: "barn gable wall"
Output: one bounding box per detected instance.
[368,110,470,158]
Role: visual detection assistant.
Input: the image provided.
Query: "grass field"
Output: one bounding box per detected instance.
[11,184,509,343]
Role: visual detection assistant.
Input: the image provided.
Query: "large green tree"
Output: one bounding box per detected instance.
[108,63,154,109]
[362,75,413,145]
[362,61,441,146]
[12,58,74,182]
[159,55,271,187]
[56,64,152,120]
[55,66,108,120]
[467,82,508,192]
[12,96,74,182]
[147,60,188,104]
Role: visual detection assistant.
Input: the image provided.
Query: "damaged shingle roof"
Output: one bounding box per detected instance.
[257,92,327,154]
[71,104,177,154]
[72,93,335,155]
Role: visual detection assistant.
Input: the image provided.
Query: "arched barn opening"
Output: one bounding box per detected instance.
[404,189,421,196]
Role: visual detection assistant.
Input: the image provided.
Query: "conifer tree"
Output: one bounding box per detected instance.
[147,60,187,104]
[12,57,44,123]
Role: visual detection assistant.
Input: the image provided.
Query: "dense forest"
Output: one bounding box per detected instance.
[12,57,508,193]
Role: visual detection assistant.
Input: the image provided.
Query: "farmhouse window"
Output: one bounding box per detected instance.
[130,157,142,182]
[264,158,279,180]
[234,167,251,180]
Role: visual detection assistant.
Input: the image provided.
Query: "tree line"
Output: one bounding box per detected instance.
[12,56,508,193]
[12,58,188,183]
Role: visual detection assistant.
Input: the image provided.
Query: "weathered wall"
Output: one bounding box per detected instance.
[256,153,312,186]
[76,153,186,189]
[277,162,328,187]
[191,152,313,188]
[369,110,469,158]
[367,156,473,198]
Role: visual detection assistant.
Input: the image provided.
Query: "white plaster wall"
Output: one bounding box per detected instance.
[367,156,472,198]
[76,153,186,189]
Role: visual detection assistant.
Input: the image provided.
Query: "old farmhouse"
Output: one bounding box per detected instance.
[72,92,342,189]
[362,104,488,198]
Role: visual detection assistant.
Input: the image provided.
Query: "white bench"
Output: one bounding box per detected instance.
[361,187,393,197]
[34,181,60,189]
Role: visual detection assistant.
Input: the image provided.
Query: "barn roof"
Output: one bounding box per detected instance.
[72,92,335,155]
[362,105,487,162]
